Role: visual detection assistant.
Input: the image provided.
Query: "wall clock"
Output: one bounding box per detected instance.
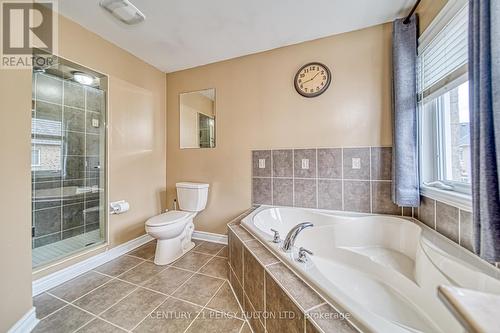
[294,62,331,98]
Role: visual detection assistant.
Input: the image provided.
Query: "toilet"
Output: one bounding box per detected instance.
[145,182,209,265]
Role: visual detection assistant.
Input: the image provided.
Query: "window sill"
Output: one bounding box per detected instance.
[420,185,472,212]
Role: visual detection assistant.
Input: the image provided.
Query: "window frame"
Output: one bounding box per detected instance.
[417,0,472,211]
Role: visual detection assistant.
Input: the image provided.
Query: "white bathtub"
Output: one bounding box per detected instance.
[241,206,500,333]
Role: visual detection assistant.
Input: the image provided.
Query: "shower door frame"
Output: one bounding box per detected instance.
[31,52,110,273]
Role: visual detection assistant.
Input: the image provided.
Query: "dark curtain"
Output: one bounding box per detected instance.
[391,15,420,207]
[469,0,500,262]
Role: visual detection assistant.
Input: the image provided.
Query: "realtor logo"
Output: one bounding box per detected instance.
[1,1,57,68]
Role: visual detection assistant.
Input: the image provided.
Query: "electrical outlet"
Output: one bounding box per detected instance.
[301,159,309,169]
[92,118,99,128]
[352,158,361,169]
[258,159,266,169]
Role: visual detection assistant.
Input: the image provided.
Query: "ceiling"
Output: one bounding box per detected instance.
[57,0,415,73]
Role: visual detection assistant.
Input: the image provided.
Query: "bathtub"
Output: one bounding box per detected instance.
[241,206,500,333]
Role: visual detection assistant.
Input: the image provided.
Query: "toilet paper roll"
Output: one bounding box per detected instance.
[110,200,130,214]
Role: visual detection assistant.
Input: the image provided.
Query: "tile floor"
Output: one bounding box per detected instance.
[33,239,251,333]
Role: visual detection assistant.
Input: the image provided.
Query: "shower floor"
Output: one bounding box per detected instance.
[32,230,104,268]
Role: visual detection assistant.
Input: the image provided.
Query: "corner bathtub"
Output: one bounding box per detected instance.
[241,206,500,333]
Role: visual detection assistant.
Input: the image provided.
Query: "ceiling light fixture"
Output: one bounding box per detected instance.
[99,0,145,25]
[72,72,95,86]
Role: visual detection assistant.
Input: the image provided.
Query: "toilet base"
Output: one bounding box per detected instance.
[147,217,196,265]
[153,238,195,265]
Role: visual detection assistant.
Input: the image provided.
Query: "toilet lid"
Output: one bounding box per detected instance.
[145,211,192,227]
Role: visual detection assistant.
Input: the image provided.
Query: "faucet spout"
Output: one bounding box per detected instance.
[281,222,313,252]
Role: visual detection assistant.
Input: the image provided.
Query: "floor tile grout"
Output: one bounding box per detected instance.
[128,244,225,331]
[114,259,170,281]
[89,259,196,331]
[93,284,139,315]
[237,320,246,333]
[73,317,128,333]
[181,280,227,333]
[305,301,328,313]
[33,302,77,327]
[122,253,152,261]
[176,243,246,331]
[34,241,239,332]
[226,273,250,327]
[39,254,154,330]
[36,243,162,331]
[44,292,132,333]
[128,295,171,332]
[41,254,148,314]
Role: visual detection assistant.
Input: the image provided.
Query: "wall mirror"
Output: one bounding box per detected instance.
[180,88,216,149]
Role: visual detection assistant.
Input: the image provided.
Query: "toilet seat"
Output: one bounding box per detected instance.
[145,211,193,227]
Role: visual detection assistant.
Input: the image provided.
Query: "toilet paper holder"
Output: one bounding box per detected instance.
[110,200,130,214]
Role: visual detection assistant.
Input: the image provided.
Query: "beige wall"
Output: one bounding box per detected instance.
[0,0,448,329]
[166,1,449,235]
[0,11,166,332]
[167,24,392,234]
[0,68,33,333]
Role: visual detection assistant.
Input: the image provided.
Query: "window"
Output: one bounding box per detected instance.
[418,0,471,208]
[31,148,41,167]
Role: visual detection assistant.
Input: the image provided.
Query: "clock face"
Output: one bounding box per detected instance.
[294,62,331,97]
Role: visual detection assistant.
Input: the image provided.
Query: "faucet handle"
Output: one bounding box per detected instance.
[270,229,281,243]
[297,247,313,263]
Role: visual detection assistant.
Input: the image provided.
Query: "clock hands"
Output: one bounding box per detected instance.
[300,72,320,85]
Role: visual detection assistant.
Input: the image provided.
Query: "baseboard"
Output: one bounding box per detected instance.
[192,230,228,245]
[32,234,153,296]
[7,307,38,333]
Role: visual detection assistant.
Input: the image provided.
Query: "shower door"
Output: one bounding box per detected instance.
[31,54,107,268]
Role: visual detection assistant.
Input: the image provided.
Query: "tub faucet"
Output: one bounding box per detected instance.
[281,222,314,252]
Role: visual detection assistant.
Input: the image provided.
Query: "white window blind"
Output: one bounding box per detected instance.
[418,4,468,99]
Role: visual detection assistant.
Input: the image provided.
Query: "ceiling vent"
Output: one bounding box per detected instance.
[99,0,145,25]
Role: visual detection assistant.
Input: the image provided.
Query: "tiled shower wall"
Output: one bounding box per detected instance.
[251,147,475,255]
[32,73,105,248]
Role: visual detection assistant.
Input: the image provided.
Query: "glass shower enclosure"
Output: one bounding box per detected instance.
[31,52,107,268]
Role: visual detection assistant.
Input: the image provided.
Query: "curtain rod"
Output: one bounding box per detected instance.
[403,0,421,24]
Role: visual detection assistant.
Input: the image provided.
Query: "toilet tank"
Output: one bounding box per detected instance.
[176,182,209,212]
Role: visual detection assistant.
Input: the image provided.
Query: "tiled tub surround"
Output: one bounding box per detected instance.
[228,217,358,333]
[32,239,252,333]
[252,147,403,215]
[416,196,474,253]
[252,148,478,258]
[32,72,106,252]
[231,206,500,333]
